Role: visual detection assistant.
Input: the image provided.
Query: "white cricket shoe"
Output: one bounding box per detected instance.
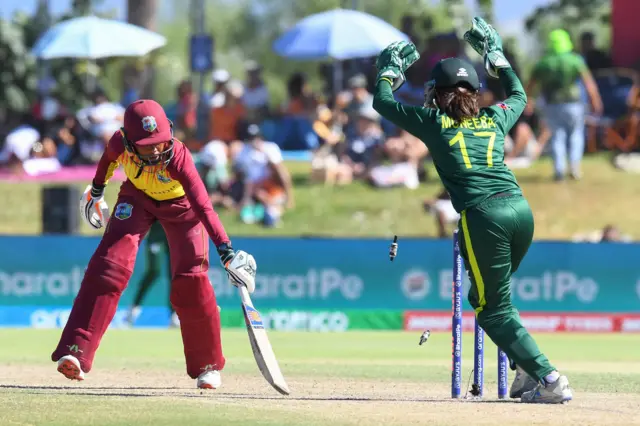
[197,370,221,389]
[57,355,85,381]
[521,375,573,404]
[170,312,180,328]
[126,306,142,327]
[509,365,538,398]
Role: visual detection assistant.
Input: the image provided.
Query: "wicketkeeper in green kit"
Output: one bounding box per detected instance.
[373,17,572,404]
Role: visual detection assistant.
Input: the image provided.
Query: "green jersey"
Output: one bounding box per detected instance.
[531,52,587,104]
[372,69,526,213]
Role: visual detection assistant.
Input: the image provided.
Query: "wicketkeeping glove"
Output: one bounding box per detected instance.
[218,243,257,293]
[79,183,110,229]
[376,41,421,92]
[463,17,511,79]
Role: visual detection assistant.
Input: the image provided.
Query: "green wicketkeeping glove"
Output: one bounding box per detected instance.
[376,41,420,92]
[463,17,511,79]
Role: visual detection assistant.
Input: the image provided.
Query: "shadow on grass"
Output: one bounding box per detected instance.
[0,385,519,403]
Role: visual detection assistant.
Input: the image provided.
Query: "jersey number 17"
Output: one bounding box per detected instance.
[449,131,497,169]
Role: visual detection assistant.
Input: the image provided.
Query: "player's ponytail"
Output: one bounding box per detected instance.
[436,86,479,122]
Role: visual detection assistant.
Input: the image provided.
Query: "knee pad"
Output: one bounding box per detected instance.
[85,257,132,295]
[170,273,217,320]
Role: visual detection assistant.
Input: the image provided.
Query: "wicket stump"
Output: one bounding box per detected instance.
[452,229,508,399]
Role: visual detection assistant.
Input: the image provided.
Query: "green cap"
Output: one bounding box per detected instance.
[430,57,481,90]
[547,29,573,54]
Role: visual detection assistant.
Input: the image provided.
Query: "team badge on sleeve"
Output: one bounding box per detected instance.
[141,116,157,132]
[496,103,511,110]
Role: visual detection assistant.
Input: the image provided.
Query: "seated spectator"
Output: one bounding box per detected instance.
[282,72,316,119]
[310,103,350,185]
[209,69,231,108]
[176,80,198,139]
[369,128,428,189]
[197,139,239,210]
[600,225,623,242]
[43,115,85,166]
[0,121,61,176]
[233,123,294,227]
[276,73,319,150]
[242,60,270,122]
[208,80,246,147]
[423,189,460,238]
[76,90,125,162]
[337,73,374,139]
[504,112,552,169]
[572,224,632,243]
[0,123,40,171]
[338,106,384,182]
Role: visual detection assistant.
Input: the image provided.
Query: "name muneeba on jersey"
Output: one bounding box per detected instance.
[441,115,498,131]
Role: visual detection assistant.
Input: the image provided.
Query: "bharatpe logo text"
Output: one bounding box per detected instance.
[0,267,84,298]
[439,270,600,303]
[208,268,364,300]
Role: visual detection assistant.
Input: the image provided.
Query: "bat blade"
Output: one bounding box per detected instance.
[240,286,290,395]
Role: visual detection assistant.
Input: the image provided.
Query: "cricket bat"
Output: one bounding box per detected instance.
[239,285,290,395]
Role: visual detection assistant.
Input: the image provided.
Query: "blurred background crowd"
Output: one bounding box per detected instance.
[0,0,638,240]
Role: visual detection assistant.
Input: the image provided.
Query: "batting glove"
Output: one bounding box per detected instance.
[218,243,257,293]
[79,183,110,229]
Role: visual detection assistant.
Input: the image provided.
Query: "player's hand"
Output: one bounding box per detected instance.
[376,41,420,92]
[218,244,256,293]
[79,184,110,229]
[463,17,511,79]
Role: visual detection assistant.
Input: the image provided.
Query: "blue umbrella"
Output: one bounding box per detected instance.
[31,16,167,60]
[273,8,409,60]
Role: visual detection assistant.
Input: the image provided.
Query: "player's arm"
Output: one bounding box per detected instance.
[169,142,231,247]
[373,79,433,139]
[576,57,604,115]
[464,17,527,133]
[79,131,124,229]
[169,142,257,292]
[167,142,257,293]
[488,68,528,133]
[372,41,433,140]
[92,131,125,191]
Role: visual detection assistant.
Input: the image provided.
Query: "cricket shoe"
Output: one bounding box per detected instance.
[509,365,538,398]
[127,306,142,326]
[57,355,85,381]
[170,312,180,328]
[197,369,221,389]
[521,375,572,404]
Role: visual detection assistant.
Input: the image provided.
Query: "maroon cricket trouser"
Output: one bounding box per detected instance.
[51,181,225,378]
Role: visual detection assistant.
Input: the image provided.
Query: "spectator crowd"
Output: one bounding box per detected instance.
[0,19,634,235]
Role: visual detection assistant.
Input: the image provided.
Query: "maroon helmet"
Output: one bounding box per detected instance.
[121,99,175,177]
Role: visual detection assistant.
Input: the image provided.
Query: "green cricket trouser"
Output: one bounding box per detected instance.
[133,222,172,312]
[458,193,555,382]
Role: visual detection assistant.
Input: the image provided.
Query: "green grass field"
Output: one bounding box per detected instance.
[0,153,638,240]
[1,329,639,425]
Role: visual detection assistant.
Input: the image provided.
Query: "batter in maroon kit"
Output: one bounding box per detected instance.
[52,99,257,389]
